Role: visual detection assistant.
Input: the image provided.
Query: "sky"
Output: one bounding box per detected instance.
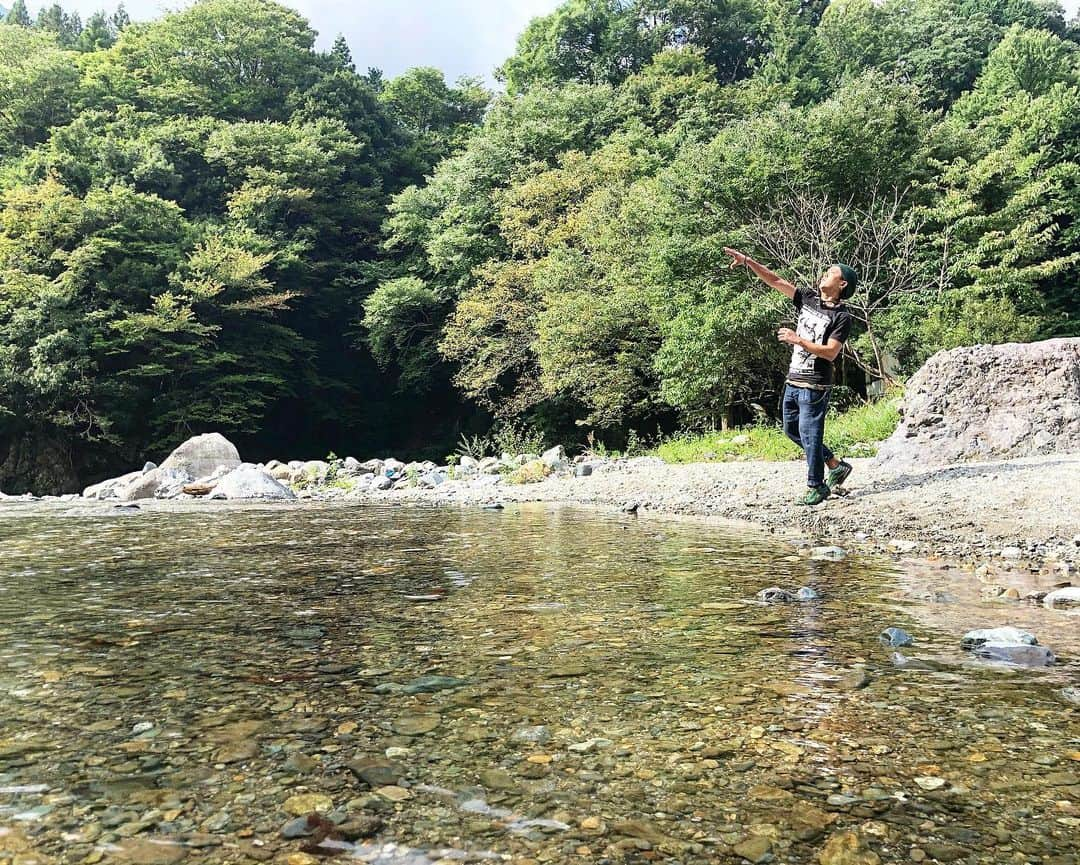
[36,0,566,83]
[12,0,1080,84]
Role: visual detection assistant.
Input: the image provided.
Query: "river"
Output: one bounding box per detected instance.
[0,501,1077,864]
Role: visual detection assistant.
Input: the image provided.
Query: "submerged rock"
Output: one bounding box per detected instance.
[796,586,821,600]
[810,546,847,561]
[972,643,1055,666]
[879,627,914,647]
[757,587,796,603]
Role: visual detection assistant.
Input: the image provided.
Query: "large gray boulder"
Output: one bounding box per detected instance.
[875,338,1080,471]
[83,470,143,500]
[209,465,296,500]
[160,433,241,479]
[116,467,191,501]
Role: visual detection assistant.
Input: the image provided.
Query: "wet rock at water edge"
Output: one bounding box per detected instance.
[972,643,1055,666]
[1043,586,1080,610]
[879,627,913,647]
[811,546,847,561]
[757,587,797,603]
[960,626,1038,650]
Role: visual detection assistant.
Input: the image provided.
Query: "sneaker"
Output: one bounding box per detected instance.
[799,484,831,506]
[827,460,853,489]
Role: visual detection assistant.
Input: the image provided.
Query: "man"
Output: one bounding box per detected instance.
[722,247,856,505]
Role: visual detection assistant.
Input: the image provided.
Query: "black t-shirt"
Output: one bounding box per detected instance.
[786,287,852,387]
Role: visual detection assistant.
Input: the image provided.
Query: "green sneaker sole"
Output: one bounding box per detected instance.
[798,485,831,506]
[827,461,853,488]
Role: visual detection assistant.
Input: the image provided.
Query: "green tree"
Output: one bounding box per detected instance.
[4,0,31,26]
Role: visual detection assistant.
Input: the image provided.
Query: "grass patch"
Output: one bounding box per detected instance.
[653,394,901,464]
[505,459,552,485]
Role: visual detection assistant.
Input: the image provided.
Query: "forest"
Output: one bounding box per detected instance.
[0,0,1077,493]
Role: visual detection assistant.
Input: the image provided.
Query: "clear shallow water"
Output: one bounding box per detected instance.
[0,501,1077,864]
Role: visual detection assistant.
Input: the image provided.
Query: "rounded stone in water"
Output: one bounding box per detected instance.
[879,627,913,647]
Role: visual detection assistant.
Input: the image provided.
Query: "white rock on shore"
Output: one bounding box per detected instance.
[209,465,296,500]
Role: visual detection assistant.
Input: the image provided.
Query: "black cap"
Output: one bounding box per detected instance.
[835,263,858,299]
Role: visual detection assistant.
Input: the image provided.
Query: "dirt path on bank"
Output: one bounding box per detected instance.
[382,453,1080,575]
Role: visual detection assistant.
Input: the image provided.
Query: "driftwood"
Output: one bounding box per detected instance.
[181,483,215,496]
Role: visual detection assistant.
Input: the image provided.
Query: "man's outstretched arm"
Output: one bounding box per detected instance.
[722,247,796,300]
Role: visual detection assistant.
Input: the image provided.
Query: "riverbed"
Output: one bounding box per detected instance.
[1,501,1077,864]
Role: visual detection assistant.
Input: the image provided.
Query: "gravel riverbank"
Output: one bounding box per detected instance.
[372,452,1080,577]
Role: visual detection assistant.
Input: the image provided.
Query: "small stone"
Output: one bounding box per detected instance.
[796,586,821,600]
[888,539,919,553]
[113,837,187,864]
[375,785,412,802]
[282,794,333,816]
[478,768,516,790]
[878,627,913,647]
[810,546,847,561]
[818,830,881,865]
[914,776,947,791]
[337,815,383,841]
[834,667,871,691]
[733,835,771,863]
[511,725,551,744]
[283,753,316,774]
[548,664,588,677]
[392,714,440,735]
[757,587,796,603]
[1000,546,1023,559]
[280,817,313,839]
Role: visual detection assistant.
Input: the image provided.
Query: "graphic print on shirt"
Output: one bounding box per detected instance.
[790,303,831,376]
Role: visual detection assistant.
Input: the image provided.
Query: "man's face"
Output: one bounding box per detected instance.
[818,265,846,298]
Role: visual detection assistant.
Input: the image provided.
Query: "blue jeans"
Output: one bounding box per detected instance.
[782,383,834,488]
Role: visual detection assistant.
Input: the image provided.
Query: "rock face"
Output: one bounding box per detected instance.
[875,338,1080,471]
[160,432,241,479]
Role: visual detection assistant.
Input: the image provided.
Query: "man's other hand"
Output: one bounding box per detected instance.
[777,328,801,346]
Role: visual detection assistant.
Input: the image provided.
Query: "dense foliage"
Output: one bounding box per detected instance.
[1,0,1077,492]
